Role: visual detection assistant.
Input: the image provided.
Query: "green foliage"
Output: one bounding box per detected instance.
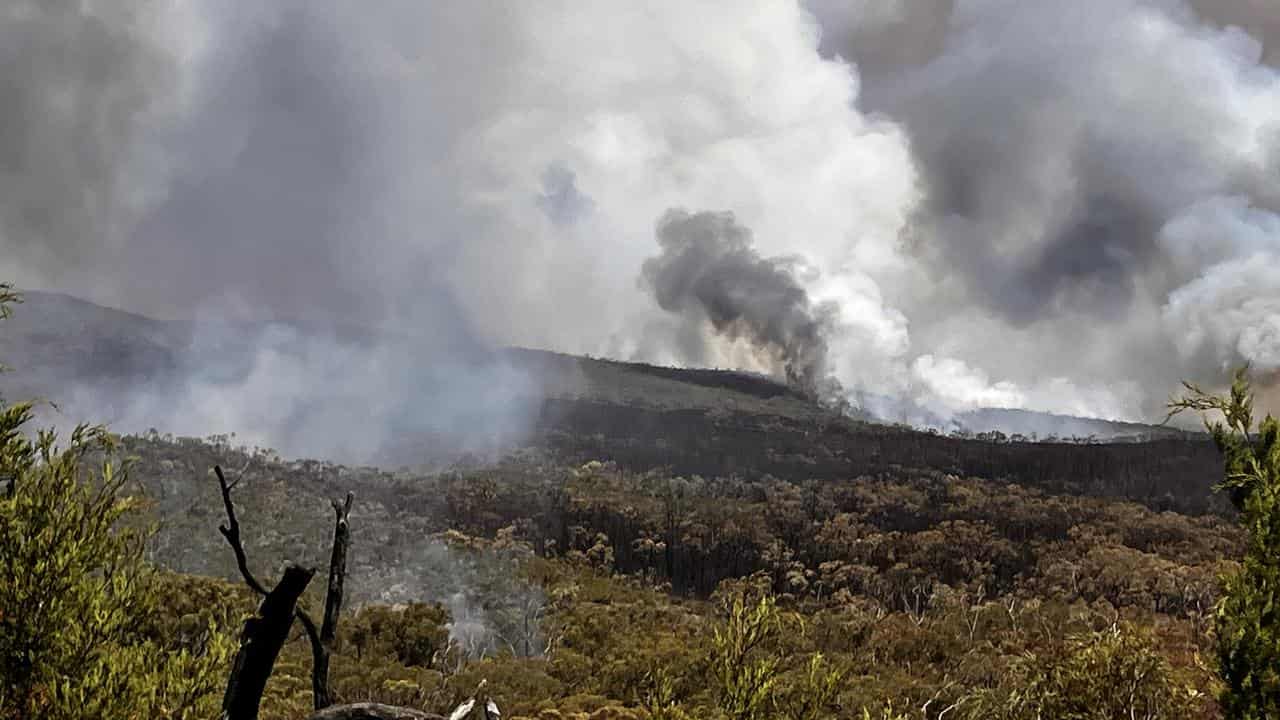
[0,402,235,719]
[0,291,234,719]
[638,669,690,720]
[706,587,853,720]
[859,707,908,720]
[777,653,844,720]
[965,623,1200,719]
[345,603,452,669]
[109,429,1234,717]
[0,284,17,377]
[710,593,782,720]
[1172,368,1280,718]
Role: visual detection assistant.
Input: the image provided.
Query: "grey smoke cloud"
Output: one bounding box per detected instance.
[1,2,518,334]
[0,1,179,299]
[0,0,920,437]
[807,0,1280,420]
[357,536,546,660]
[0,1,544,458]
[1189,0,1280,66]
[2,0,1279,440]
[0,291,539,466]
[642,209,836,393]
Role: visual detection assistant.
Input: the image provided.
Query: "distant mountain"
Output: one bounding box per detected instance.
[0,291,185,402]
[0,290,1185,441]
[855,390,1191,443]
[0,291,840,435]
[0,290,1220,513]
[953,406,1187,442]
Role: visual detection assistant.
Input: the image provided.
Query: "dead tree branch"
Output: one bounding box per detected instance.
[214,463,361,714]
[215,464,324,634]
[216,463,320,720]
[308,491,354,710]
[307,703,443,720]
[215,465,269,596]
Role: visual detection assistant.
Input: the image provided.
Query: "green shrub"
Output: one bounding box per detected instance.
[0,288,234,720]
[1172,368,1280,718]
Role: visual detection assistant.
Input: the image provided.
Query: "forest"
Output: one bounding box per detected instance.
[3,284,1280,720]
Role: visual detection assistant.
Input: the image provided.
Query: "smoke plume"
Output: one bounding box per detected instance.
[806,0,1280,421]
[2,0,1279,440]
[641,210,837,394]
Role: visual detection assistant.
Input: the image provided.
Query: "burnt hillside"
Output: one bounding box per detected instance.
[534,398,1222,515]
[0,290,1221,514]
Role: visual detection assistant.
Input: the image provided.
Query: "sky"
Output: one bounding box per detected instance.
[2,0,1278,444]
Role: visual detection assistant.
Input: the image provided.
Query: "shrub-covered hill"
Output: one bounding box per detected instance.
[532,396,1221,515]
[126,434,1238,718]
[128,433,1239,616]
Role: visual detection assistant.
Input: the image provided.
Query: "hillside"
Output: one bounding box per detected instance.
[0,290,1221,514]
[0,292,837,425]
[101,432,1239,717]
[0,290,1189,436]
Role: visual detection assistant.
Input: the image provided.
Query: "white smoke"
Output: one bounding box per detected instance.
[1161,198,1280,374]
[807,0,1280,421]
[3,0,1280,441]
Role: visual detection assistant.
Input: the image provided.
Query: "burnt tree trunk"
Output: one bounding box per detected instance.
[213,466,374,717]
[221,564,316,720]
[309,492,354,709]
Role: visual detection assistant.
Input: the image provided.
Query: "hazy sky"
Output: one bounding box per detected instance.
[2,0,1278,429]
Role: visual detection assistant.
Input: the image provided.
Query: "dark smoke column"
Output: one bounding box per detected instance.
[640,209,839,399]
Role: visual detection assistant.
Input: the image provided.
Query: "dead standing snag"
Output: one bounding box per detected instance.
[213,465,354,718]
[216,463,314,720]
[221,564,315,720]
[310,491,354,709]
[214,464,452,719]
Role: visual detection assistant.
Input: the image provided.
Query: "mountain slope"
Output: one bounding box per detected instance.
[0,290,1188,436]
[0,290,1222,513]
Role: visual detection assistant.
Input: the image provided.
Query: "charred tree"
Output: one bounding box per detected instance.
[215,464,317,720]
[302,492,354,710]
[222,564,316,720]
[213,464,446,720]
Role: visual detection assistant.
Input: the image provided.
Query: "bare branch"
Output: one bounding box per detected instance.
[228,456,254,490]
[215,465,269,597]
[213,461,361,715]
[307,703,443,720]
[297,607,322,650]
[296,605,330,709]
